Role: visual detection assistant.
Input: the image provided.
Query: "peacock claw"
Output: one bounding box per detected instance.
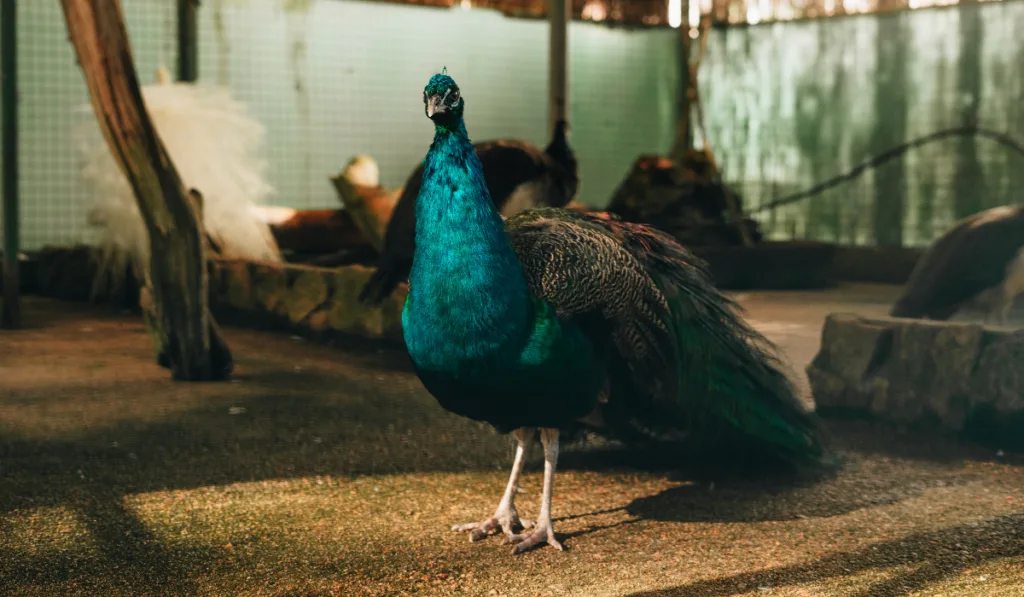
[506,522,563,554]
[451,507,533,542]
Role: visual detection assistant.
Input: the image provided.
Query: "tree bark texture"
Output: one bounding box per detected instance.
[61,0,232,381]
[329,174,402,254]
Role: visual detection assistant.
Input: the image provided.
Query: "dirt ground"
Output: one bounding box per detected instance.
[1,287,1022,597]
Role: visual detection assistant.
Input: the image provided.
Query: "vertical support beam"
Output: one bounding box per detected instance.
[548,0,569,137]
[177,0,198,82]
[1,0,18,329]
[670,0,692,166]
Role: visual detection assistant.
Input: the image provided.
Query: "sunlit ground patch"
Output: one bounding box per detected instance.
[0,506,100,559]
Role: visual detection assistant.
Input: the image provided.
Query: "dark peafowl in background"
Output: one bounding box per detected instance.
[358,118,578,305]
[890,204,1024,324]
[401,71,833,555]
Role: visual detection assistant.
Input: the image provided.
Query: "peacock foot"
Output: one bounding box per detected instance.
[505,519,563,554]
[451,505,534,542]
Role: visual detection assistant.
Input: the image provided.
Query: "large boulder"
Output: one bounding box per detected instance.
[808,313,1024,451]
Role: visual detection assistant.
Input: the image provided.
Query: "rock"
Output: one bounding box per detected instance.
[209,260,405,342]
[808,313,1024,449]
[27,247,407,344]
[970,333,1024,411]
[283,267,329,324]
[806,313,892,411]
[324,266,377,336]
[216,260,254,311]
[379,287,406,341]
[306,308,330,333]
[317,266,405,341]
[606,153,762,248]
[251,262,289,314]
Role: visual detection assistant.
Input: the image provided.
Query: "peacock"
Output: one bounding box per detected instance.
[358,117,578,306]
[890,204,1024,324]
[402,72,832,554]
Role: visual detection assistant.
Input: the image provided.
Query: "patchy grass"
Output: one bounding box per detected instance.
[1,295,1022,597]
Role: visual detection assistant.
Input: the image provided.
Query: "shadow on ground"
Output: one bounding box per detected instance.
[625,512,1024,597]
[610,418,1008,524]
[1,299,1017,595]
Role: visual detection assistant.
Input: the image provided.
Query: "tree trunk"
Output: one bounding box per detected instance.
[61,0,232,381]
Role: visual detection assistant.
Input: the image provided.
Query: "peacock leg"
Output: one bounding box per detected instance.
[451,427,535,541]
[506,427,564,554]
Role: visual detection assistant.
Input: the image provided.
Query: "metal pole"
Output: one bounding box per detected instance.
[1,0,19,329]
[548,0,569,137]
[177,0,198,82]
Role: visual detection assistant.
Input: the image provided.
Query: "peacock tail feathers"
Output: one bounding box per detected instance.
[505,208,833,473]
[650,246,830,471]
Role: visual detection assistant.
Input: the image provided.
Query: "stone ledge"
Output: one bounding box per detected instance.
[808,313,1024,451]
[28,245,407,344]
[209,259,406,344]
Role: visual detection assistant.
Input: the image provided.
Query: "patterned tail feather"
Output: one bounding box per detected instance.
[614,223,834,472]
[665,284,832,471]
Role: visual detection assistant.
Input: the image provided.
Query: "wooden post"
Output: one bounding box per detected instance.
[177,0,198,82]
[669,2,692,166]
[1,0,18,329]
[548,0,569,137]
[61,0,232,381]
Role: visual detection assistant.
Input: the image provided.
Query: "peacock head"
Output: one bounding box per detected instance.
[423,71,464,125]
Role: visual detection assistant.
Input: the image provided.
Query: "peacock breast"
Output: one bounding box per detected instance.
[401,285,531,378]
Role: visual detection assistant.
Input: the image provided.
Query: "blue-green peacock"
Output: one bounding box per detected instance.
[401,71,833,554]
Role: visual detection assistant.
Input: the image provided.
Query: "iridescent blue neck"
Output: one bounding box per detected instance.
[433,116,468,139]
[406,115,531,346]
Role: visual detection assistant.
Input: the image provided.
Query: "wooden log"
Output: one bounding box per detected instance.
[329,176,401,254]
[61,0,232,381]
[268,208,372,254]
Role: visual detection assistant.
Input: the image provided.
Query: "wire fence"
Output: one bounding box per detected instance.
[12,0,178,252]
[1,0,1023,252]
[4,0,678,252]
[699,0,1024,247]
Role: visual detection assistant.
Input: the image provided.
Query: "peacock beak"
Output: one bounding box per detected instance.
[426,95,445,119]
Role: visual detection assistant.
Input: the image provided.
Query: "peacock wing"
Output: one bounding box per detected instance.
[504,208,680,395]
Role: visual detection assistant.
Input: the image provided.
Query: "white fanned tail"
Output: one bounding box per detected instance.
[77,66,281,296]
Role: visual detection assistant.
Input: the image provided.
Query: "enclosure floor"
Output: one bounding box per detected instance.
[1,287,1022,597]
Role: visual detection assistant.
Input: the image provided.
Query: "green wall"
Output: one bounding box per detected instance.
[5,0,678,250]
[700,1,1024,246]
[4,0,1023,251]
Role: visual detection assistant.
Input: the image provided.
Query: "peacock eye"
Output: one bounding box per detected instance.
[450,90,460,103]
